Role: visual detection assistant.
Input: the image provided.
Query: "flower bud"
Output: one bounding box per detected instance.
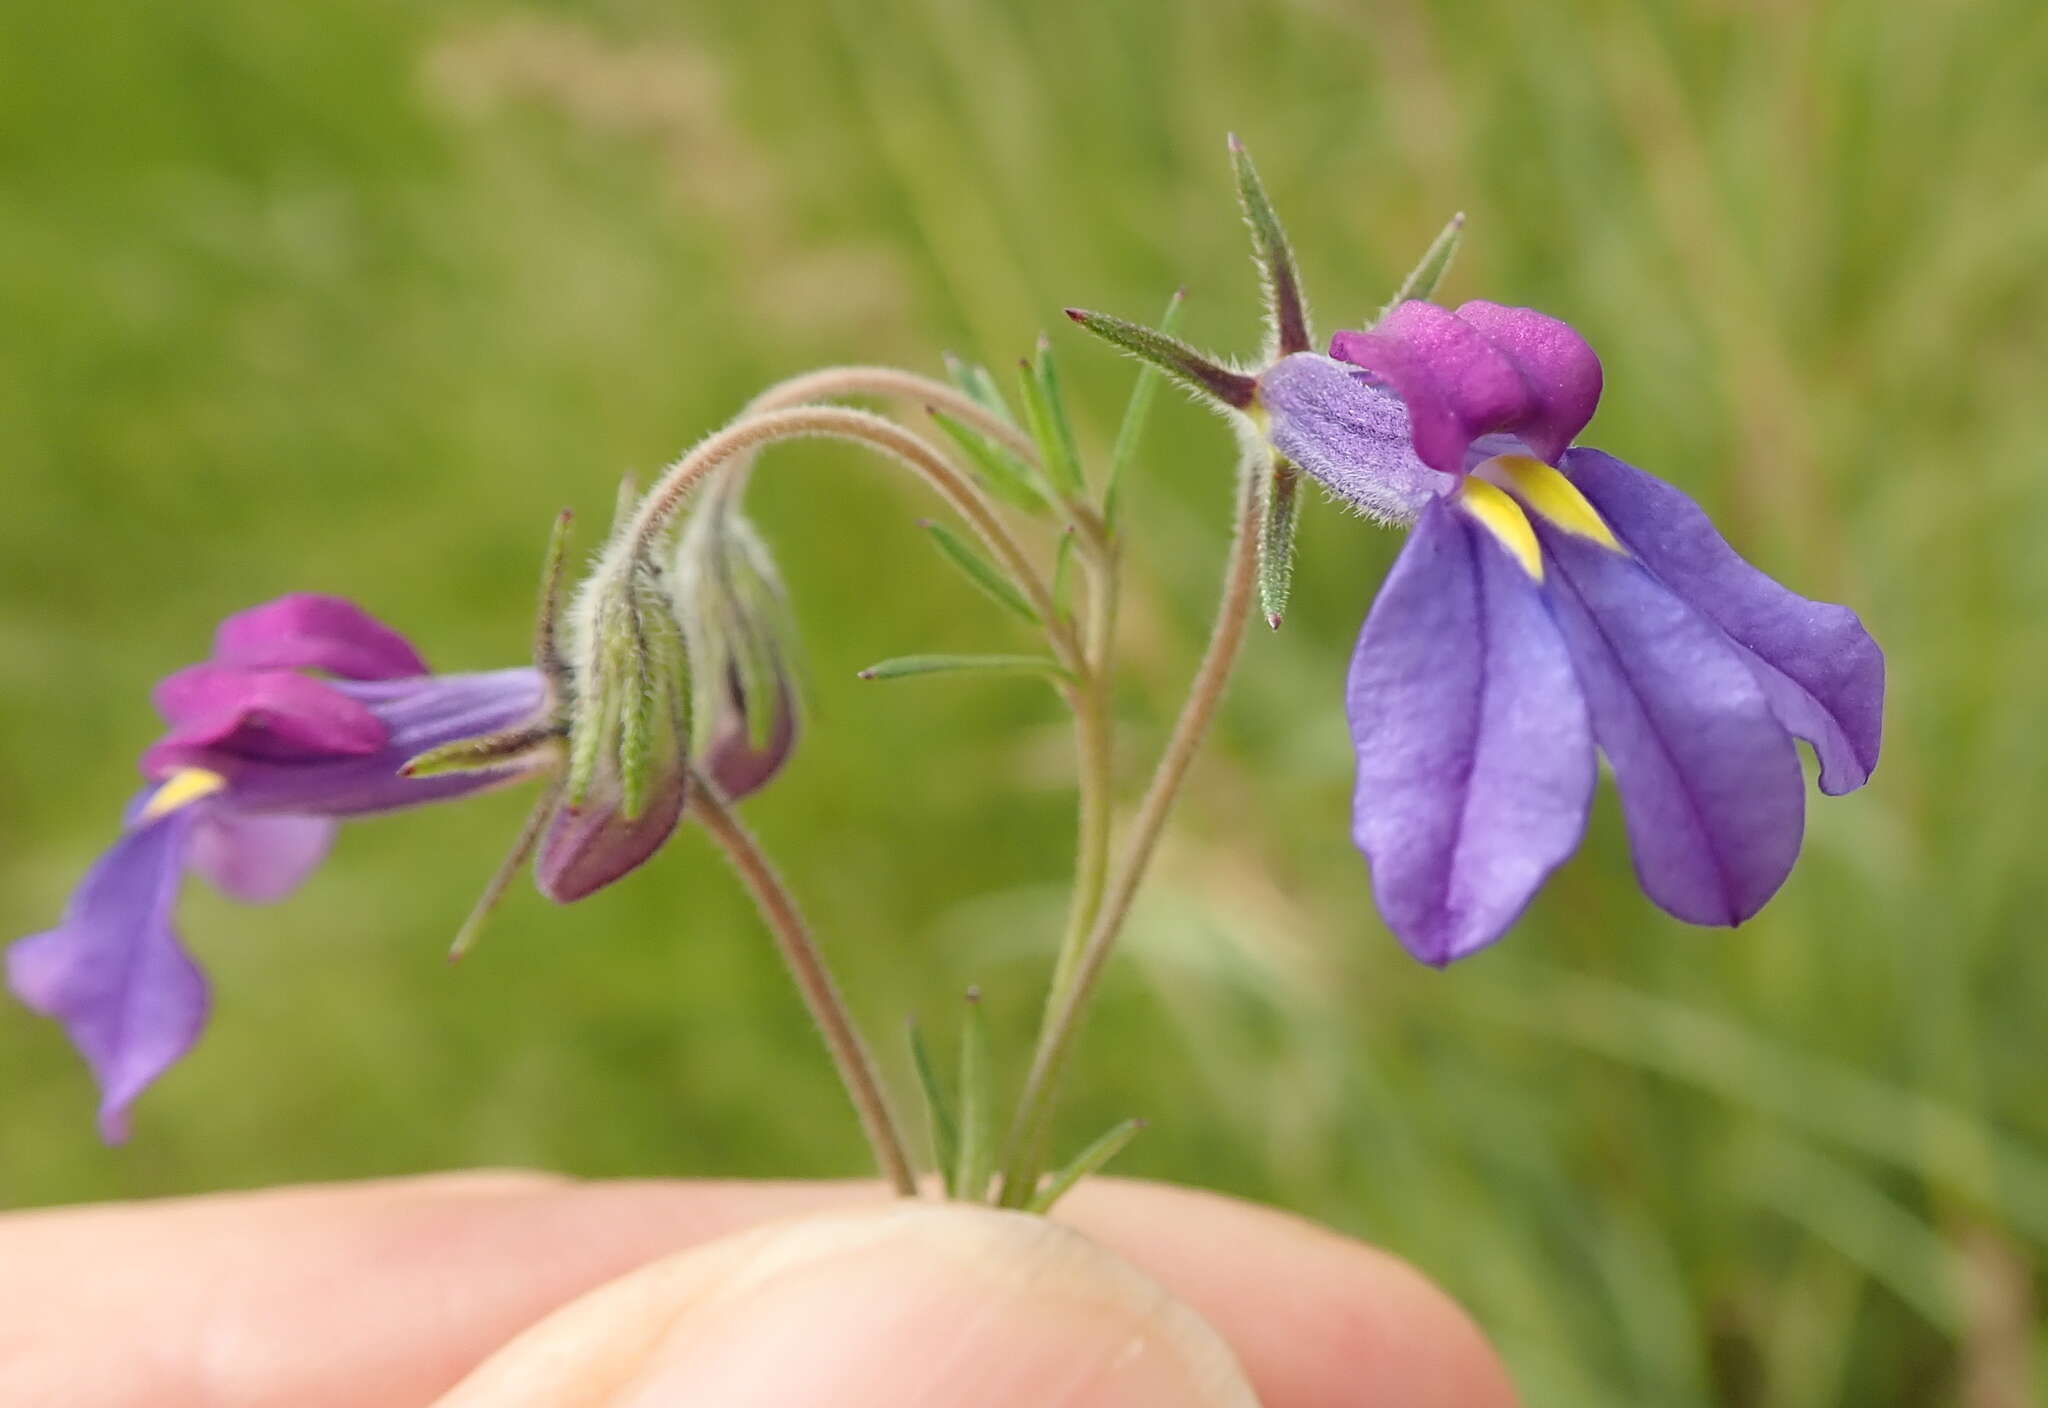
[669,500,799,802]
[540,550,692,901]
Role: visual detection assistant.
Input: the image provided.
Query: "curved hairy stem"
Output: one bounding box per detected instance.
[996,451,1264,1207]
[686,766,918,1195]
[624,406,1076,670]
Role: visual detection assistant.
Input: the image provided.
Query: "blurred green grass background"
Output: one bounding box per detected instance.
[2,0,2043,1400]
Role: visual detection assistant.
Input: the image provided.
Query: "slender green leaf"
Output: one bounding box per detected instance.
[943,352,1015,424]
[1050,527,1078,618]
[907,1021,958,1198]
[1227,134,1310,355]
[1027,1118,1146,1214]
[1380,211,1466,320]
[955,989,993,1202]
[928,407,1050,515]
[1064,308,1255,408]
[918,520,1039,624]
[856,653,1068,682]
[1257,460,1302,629]
[1017,339,1085,498]
[1103,288,1185,522]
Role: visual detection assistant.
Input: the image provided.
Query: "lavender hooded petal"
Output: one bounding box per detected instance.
[1330,302,1531,476]
[212,593,431,680]
[1565,449,1883,794]
[1257,353,1451,523]
[189,812,337,903]
[192,668,549,816]
[1348,498,1596,964]
[6,808,210,1141]
[1452,302,1603,463]
[1535,524,1806,925]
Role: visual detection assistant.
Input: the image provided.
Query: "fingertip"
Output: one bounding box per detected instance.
[1057,1181,1519,1407]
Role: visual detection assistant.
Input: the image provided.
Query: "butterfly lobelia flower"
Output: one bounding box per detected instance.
[11,499,804,1138]
[1069,137,1883,966]
[5,594,549,1139]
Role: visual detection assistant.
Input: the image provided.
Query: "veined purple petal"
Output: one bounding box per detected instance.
[535,770,687,902]
[189,812,337,903]
[147,665,388,771]
[1330,302,1531,477]
[1535,523,1806,926]
[212,594,431,681]
[1348,497,1595,964]
[1565,449,1883,794]
[186,668,549,816]
[6,807,210,1142]
[1452,302,1603,464]
[1256,353,1451,523]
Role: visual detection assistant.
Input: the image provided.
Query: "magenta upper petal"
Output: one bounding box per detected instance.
[1535,524,1806,926]
[1330,302,1532,476]
[1327,300,1604,477]
[1564,449,1883,794]
[5,806,210,1142]
[188,812,338,903]
[1347,498,1596,964]
[1452,302,1603,463]
[147,665,389,770]
[211,594,431,680]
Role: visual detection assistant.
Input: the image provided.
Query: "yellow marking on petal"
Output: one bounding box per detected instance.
[1456,479,1543,580]
[1486,454,1622,550]
[139,767,227,821]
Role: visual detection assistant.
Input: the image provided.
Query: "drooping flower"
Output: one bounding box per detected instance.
[6,595,548,1139]
[1068,139,1884,966]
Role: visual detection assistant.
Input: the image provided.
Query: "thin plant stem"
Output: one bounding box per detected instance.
[1044,538,1118,1010]
[622,405,1078,670]
[686,764,919,1196]
[996,452,1264,1207]
[744,366,1037,460]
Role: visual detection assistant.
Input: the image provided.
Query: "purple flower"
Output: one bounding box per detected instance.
[1259,301,1884,963]
[7,595,548,1139]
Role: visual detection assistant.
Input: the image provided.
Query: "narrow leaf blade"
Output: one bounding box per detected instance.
[1018,342,1085,499]
[1103,288,1185,523]
[907,1022,959,1199]
[928,408,1051,515]
[1381,211,1467,320]
[1258,460,1302,629]
[1027,1118,1146,1214]
[1063,308,1255,409]
[943,353,1016,424]
[1228,134,1310,355]
[919,520,1040,624]
[955,988,993,1202]
[856,653,1067,682]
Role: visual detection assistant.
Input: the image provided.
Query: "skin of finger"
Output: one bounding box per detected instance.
[0,1174,1516,1408]
[436,1202,1261,1408]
